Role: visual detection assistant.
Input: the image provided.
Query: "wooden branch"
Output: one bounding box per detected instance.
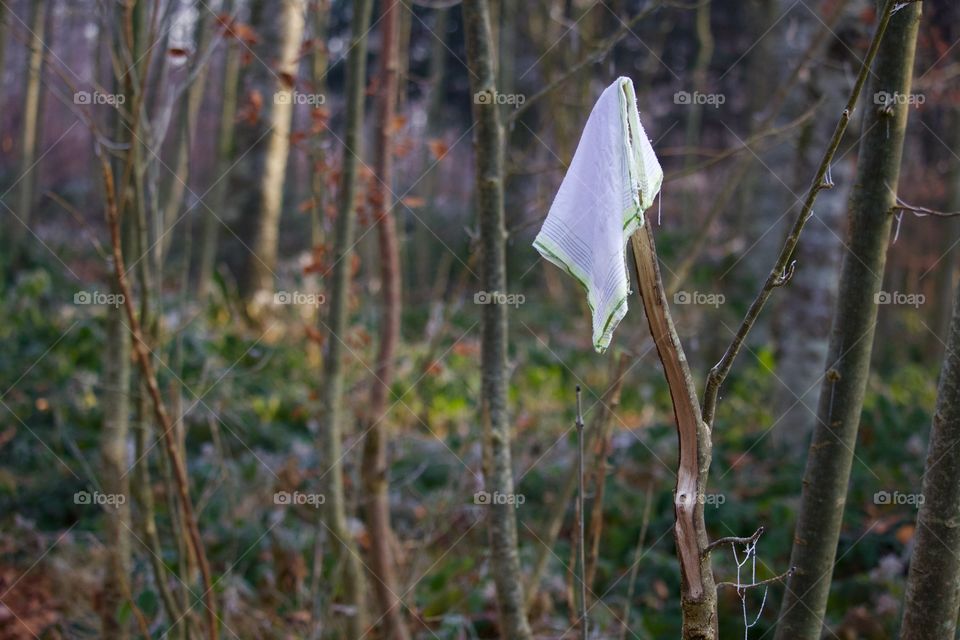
[663,103,819,183]
[717,567,795,591]
[892,199,960,218]
[700,0,901,427]
[704,526,764,556]
[630,224,709,603]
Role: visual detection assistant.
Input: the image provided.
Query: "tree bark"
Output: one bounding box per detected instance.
[317,0,373,636]
[775,3,921,637]
[631,226,717,640]
[361,1,410,638]
[100,299,132,639]
[900,270,960,638]
[247,0,306,307]
[462,2,533,638]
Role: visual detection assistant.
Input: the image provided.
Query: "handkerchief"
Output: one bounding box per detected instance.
[533,76,663,352]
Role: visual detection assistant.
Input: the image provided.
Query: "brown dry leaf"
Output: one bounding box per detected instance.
[427,138,449,160]
[278,71,296,90]
[237,89,263,125]
[389,114,407,134]
[297,198,315,213]
[895,524,916,545]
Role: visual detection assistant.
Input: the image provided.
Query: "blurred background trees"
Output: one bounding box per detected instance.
[0,0,957,638]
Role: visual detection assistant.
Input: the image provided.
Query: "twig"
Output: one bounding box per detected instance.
[701,0,901,427]
[704,526,764,556]
[891,199,960,218]
[717,567,795,591]
[575,386,588,640]
[620,483,654,640]
[663,103,820,183]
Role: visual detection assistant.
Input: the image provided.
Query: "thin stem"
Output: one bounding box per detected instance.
[704,527,764,556]
[717,567,795,591]
[576,386,587,640]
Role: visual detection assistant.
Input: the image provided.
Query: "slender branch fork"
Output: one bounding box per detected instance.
[701,0,902,427]
[891,198,960,218]
[704,527,764,556]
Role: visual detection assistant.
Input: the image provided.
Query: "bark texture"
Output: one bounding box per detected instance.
[462,2,533,638]
[900,276,960,638]
[361,1,410,638]
[631,227,717,640]
[100,302,132,639]
[775,4,921,637]
[318,0,373,636]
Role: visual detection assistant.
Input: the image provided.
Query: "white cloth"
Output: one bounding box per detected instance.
[533,76,663,353]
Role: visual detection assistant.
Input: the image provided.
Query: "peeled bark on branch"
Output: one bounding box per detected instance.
[361,1,410,638]
[317,0,373,636]
[630,225,716,640]
[462,2,533,638]
[900,277,960,638]
[775,3,921,637]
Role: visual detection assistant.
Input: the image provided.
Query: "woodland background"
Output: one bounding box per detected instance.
[0,0,957,638]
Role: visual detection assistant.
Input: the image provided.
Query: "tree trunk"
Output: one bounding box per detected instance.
[462,3,533,638]
[100,301,132,639]
[247,0,306,307]
[775,4,921,637]
[900,269,960,638]
[196,0,241,298]
[361,1,410,638]
[161,9,213,265]
[317,0,373,636]
[771,8,854,450]
[9,0,48,272]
